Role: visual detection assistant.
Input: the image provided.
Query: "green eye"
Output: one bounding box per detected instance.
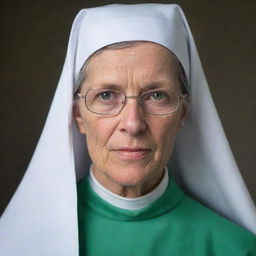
[99,91,112,100]
[151,91,166,100]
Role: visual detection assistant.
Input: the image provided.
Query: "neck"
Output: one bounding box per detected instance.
[92,166,165,198]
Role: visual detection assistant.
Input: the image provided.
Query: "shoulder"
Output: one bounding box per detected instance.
[176,193,256,254]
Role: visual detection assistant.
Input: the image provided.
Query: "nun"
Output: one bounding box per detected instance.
[0,3,255,256]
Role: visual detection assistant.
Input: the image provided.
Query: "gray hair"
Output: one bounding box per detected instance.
[75,41,188,97]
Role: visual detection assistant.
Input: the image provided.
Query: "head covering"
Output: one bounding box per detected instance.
[0,3,255,256]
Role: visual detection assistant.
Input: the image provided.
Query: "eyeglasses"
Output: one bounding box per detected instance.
[76,88,187,116]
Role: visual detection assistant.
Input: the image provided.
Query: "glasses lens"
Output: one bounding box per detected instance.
[85,89,124,114]
[141,90,179,114]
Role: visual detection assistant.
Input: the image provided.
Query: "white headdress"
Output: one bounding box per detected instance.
[0,4,255,256]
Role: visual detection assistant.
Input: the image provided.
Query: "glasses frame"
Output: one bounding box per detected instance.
[76,88,187,116]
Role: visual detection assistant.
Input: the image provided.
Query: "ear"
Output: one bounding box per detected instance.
[73,103,87,134]
[177,102,189,131]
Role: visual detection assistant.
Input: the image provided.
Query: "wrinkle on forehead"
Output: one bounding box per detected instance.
[81,42,181,92]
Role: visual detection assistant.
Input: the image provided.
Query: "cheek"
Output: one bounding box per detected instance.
[151,117,180,162]
[83,116,117,161]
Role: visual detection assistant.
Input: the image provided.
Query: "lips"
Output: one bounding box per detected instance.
[113,148,151,160]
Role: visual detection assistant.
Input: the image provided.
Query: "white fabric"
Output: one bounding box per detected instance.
[0,3,256,256]
[89,166,169,210]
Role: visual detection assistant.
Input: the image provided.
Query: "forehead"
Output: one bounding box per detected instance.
[83,42,179,88]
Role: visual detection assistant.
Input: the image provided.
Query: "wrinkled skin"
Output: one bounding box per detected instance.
[74,42,187,197]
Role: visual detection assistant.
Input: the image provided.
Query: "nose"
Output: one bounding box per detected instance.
[119,97,146,136]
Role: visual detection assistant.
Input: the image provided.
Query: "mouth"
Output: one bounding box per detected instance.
[113,148,152,160]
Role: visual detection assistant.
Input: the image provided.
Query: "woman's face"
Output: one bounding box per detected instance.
[74,42,187,195]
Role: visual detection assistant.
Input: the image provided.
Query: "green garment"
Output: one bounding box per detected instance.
[77,174,256,256]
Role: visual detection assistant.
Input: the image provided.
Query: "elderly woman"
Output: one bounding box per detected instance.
[0,3,256,256]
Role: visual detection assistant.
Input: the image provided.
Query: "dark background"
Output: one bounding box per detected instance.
[1,0,256,214]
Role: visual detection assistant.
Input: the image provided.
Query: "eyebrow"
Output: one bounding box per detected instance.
[89,81,170,92]
[91,83,123,91]
[140,82,168,93]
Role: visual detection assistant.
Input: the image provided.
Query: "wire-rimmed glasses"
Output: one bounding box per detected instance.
[76,88,187,115]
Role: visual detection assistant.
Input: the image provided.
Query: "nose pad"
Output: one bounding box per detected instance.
[119,98,146,136]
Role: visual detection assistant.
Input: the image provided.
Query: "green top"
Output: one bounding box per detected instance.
[77,174,256,256]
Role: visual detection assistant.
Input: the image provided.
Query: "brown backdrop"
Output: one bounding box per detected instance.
[1,0,256,214]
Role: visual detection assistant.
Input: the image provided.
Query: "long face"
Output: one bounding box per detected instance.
[74,42,187,196]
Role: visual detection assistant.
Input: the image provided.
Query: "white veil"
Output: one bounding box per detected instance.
[0,4,255,256]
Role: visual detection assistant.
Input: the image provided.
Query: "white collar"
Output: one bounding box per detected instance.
[89,166,169,210]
